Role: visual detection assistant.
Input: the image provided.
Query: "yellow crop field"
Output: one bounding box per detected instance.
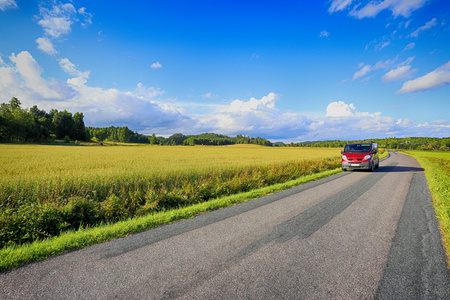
[0,144,340,180]
[0,144,341,248]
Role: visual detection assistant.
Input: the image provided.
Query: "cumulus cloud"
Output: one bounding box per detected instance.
[9,51,68,99]
[0,51,190,133]
[151,62,162,69]
[326,101,356,117]
[0,0,17,11]
[397,61,450,93]
[329,0,430,19]
[58,58,91,86]
[198,93,310,138]
[302,101,421,141]
[416,120,450,136]
[408,18,437,38]
[0,51,448,140]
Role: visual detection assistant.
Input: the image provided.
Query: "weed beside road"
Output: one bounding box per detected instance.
[0,144,342,271]
[403,151,450,264]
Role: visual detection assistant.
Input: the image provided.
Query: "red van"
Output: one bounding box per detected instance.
[341,142,379,171]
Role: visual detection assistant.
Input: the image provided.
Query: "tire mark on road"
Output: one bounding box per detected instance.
[375,173,450,299]
[233,163,398,259]
[96,172,351,259]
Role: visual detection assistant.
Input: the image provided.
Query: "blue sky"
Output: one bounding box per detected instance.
[0,0,449,142]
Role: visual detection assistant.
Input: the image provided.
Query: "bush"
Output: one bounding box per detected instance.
[101,194,128,221]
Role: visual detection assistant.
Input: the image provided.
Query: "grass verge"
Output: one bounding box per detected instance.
[403,151,450,265]
[0,168,342,272]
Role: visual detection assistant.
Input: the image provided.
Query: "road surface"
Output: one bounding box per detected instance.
[1,151,449,299]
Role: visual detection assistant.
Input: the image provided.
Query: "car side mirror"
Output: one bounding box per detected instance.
[341,150,343,154]
[372,149,377,154]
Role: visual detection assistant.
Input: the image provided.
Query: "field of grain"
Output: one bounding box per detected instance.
[0,144,341,247]
[0,144,340,179]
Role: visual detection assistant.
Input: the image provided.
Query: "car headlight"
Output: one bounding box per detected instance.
[342,155,347,161]
[364,155,371,160]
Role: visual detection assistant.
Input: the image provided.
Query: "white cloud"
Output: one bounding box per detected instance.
[408,18,437,38]
[198,93,311,138]
[375,41,390,51]
[58,58,89,78]
[0,51,448,140]
[328,0,354,14]
[0,0,17,11]
[9,51,67,99]
[202,92,219,99]
[78,7,93,27]
[353,64,373,80]
[326,101,356,117]
[227,93,278,112]
[403,42,415,51]
[319,31,330,38]
[0,51,189,133]
[353,59,395,81]
[35,2,92,56]
[397,61,450,93]
[37,3,77,38]
[300,101,445,141]
[330,0,429,19]
[135,82,165,99]
[58,58,91,86]
[382,65,416,82]
[36,37,58,56]
[151,62,162,69]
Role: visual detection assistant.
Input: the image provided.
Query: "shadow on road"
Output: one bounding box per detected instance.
[348,165,423,173]
[376,165,424,173]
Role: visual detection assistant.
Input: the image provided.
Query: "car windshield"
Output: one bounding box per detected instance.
[344,144,371,153]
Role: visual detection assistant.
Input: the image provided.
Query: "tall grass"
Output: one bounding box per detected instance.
[0,144,341,248]
[404,151,450,264]
[0,168,343,272]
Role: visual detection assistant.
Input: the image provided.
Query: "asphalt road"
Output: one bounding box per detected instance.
[1,151,449,299]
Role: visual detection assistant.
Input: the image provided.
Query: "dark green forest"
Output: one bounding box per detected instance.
[1,97,448,150]
[88,128,272,146]
[0,98,87,142]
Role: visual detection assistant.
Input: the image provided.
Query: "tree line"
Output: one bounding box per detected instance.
[89,129,272,146]
[2,97,447,150]
[0,98,87,142]
[160,133,272,146]
[0,98,272,146]
[277,137,450,151]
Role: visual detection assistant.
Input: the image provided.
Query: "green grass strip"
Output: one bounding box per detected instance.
[0,168,342,272]
[403,151,450,265]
